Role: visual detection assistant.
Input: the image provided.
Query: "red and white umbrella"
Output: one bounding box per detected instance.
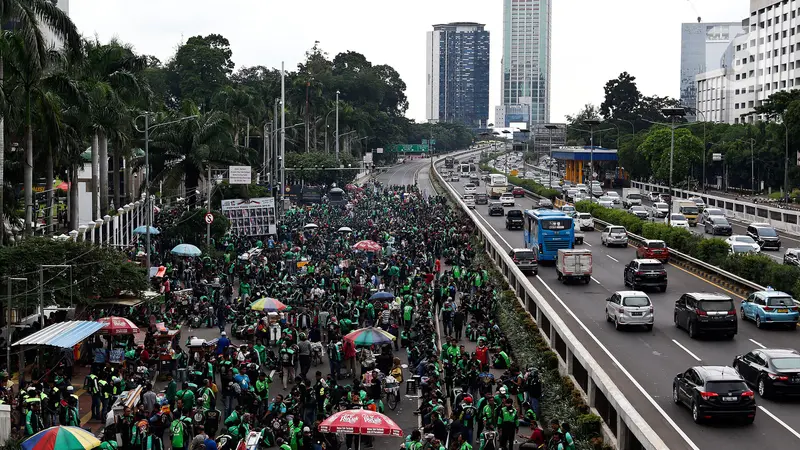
[97,316,140,335]
[352,240,382,253]
[318,409,403,436]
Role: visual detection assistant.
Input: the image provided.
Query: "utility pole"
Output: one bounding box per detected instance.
[335,90,340,162]
[662,107,686,226]
[784,118,790,203]
[545,124,558,188]
[144,114,151,274]
[206,164,212,247]
[281,62,286,215]
[585,119,601,184]
[6,277,25,373]
[750,138,755,195]
[274,100,279,195]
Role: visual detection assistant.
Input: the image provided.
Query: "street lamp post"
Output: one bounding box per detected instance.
[335,90,340,162]
[545,125,559,188]
[584,119,601,184]
[784,117,790,203]
[324,109,336,153]
[662,107,686,226]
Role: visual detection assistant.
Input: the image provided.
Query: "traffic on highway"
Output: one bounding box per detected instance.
[438,151,800,450]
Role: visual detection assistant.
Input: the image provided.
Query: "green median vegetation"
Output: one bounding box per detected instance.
[478,163,561,201]
[574,201,800,299]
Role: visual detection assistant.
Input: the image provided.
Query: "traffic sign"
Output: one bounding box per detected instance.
[204,213,214,224]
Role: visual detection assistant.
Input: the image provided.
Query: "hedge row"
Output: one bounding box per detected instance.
[574,200,800,298]
[475,252,608,450]
[479,162,561,200]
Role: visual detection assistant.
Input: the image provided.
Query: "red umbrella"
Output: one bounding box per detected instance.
[353,240,382,252]
[97,316,140,335]
[318,409,403,437]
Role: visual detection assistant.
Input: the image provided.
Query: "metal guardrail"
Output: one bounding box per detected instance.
[433,159,668,450]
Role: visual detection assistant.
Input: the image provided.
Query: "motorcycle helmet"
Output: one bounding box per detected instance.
[499,386,507,395]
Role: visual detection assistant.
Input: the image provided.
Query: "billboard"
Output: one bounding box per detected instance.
[221,197,277,236]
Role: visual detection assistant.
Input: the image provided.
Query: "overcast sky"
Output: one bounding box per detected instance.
[70,0,748,125]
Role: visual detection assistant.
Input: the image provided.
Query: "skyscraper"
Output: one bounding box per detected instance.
[425,22,490,128]
[496,0,551,127]
[680,21,742,121]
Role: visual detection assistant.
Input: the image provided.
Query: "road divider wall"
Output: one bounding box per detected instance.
[434,161,667,450]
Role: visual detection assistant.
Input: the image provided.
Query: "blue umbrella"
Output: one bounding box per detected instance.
[370,291,395,301]
[171,244,202,257]
[133,225,160,235]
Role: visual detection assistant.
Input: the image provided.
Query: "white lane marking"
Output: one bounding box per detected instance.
[671,339,702,361]
[758,406,800,440]
[591,277,601,285]
[533,278,701,450]
[607,255,619,262]
[749,339,766,349]
[474,213,513,249]
[585,242,592,247]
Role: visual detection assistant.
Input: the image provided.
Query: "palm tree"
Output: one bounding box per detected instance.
[0,0,81,241]
[147,101,238,206]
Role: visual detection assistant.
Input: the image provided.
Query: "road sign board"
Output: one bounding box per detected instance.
[204,213,214,224]
[422,139,428,145]
[229,166,252,185]
[430,139,436,145]
[391,144,429,153]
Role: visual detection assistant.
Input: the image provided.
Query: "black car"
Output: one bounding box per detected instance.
[674,292,737,339]
[747,223,781,250]
[673,366,756,424]
[475,193,489,205]
[623,259,667,292]
[506,209,524,230]
[733,348,800,398]
[704,216,732,236]
[488,202,504,216]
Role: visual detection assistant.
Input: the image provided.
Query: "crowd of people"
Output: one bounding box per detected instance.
[7,179,577,450]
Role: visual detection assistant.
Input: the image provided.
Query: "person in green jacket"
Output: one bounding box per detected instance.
[287,415,304,450]
[175,382,195,412]
[165,374,177,409]
[277,437,293,450]
[492,350,511,369]
[456,433,473,450]
[25,402,44,436]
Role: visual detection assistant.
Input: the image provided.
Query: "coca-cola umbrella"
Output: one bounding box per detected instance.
[97,316,140,335]
[352,240,382,253]
[318,409,403,437]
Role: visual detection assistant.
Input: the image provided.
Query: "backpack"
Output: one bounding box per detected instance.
[170,419,184,448]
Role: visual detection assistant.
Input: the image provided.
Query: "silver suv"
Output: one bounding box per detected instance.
[601,226,628,247]
[509,248,538,275]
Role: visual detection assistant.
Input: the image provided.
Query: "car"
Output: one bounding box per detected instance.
[591,185,604,197]
[733,348,800,398]
[565,189,579,202]
[537,198,553,209]
[673,366,756,424]
[500,193,515,206]
[463,194,475,209]
[628,205,649,219]
[624,259,668,292]
[704,216,733,236]
[601,226,628,247]
[688,196,706,211]
[469,175,480,186]
[747,223,781,250]
[785,248,800,266]
[512,186,525,197]
[666,213,689,229]
[658,193,672,204]
[605,191,621,206]
[575,212,594,231]
[636,239,670,262]
[475,193,489,205]
[509,248,538,274]
[740,289,799,329]
[506,209,524,230]
[699,208,725,225]
[450,174,460,182]
[674,292,737,339]
[648,192,661,202]
[464,184,477,195]
[725,235,760,253]
[560,204,576,215]
[730,244,758,255]
[597,196,615,208]
[488,202,504,216]
[650,202,670,219]
[605,290,654,330]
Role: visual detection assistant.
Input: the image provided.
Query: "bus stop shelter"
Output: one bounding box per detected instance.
[551,147,618,184]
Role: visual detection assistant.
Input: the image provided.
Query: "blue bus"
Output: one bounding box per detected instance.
[523,210,575,261]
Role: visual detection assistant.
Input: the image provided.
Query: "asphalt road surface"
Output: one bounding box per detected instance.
[444,153,800,450]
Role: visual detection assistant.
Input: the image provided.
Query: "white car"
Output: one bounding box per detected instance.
[648,192,661,202]
[464,194,475,209]
[601,226,629,247]
[666,213,689,229]
[597,196,615,208]
[450,174,460,182]
[464,184,477,195]
[575,212,594,231]
[725,235,761,253]
[500,193,515,206]
[605,290,654,331]
[651,202,669,219]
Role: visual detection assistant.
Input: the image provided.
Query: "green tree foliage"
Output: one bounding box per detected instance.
[285,151,358,185]
[167,34,235,111]
[639,127,703,184]
[0,238,148,307]
[161,209,230,248]
[600,72,640,121]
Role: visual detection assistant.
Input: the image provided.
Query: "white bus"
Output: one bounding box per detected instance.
[487,174,508,199]
[459,163,473,177]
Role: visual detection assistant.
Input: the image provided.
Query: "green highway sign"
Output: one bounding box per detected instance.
[392,144,429,153]
[421,139,437,145]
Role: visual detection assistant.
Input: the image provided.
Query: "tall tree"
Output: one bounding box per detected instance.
[167,34,234,112]
[639,127,703,184]
[599,72,640,121]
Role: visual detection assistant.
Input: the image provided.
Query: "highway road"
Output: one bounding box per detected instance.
[442,154,800,450]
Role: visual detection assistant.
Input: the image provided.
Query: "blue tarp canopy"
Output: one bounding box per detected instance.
[12,320,105,348]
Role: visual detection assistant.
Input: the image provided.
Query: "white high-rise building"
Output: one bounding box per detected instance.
[696,0,800,124]
[495,0,551,127]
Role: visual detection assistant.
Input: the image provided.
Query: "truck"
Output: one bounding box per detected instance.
[675,200,700,226]
[622,188,642,208]
[556,249,592,284]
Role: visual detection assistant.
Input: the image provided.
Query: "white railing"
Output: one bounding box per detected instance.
[631,181,800,234]
[432,160,672,450]
[53,199,150,249]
